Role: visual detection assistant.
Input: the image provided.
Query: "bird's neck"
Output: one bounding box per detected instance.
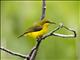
[43,23,49,29]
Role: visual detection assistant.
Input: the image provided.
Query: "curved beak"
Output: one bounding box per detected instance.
[49,21,56,24]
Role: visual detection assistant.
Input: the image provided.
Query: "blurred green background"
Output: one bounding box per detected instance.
[1,1,80,60]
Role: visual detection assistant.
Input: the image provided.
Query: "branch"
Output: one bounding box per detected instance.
[27,40,41,60]
[0,23,76,60]
[0,47,27,59]
[41,23,76,40]
[25,23,76,60]
[41,0,46,20]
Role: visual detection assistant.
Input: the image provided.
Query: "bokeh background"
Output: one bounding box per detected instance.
[1,1,80,60]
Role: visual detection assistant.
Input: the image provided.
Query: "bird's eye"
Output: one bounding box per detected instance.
[45,20,50,23]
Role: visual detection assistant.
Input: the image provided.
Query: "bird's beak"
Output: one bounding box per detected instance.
[49,21,56,24]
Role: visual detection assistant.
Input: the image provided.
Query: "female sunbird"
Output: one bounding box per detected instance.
[18,18,55,39]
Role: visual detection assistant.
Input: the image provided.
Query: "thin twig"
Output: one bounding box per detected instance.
[0,47,27,59]
[41,0,46,20]
[28,40,41,60]
[41,24,76,40]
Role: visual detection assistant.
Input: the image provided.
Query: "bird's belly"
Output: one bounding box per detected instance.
[26,29,48,39]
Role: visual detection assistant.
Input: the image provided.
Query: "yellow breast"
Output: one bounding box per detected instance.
[25,23,49,39]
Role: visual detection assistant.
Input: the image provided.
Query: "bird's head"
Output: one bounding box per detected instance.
[38,19,56,28]
[40,19,56,25]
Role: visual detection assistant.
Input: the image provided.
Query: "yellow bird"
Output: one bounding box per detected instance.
[18,18,55,39]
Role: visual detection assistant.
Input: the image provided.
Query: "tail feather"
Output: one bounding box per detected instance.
[17,32,28,38]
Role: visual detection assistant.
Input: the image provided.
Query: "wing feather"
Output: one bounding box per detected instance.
[18,26,42,38]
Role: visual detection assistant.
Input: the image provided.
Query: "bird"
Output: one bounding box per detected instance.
[18,18,56,39]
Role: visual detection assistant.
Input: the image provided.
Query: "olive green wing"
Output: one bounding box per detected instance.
[18,26,42,38]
